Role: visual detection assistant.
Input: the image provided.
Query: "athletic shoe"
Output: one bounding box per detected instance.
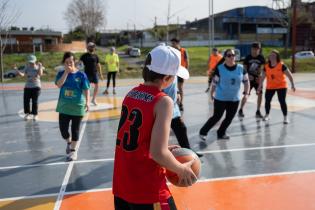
[67,149,77,161]
[199,134,207,141]
[263,115,270,121]
[91,99,98,106]
[255,110,263,118]
[66,143,71,154]
[283,116,289,124]
[238,109,245,118]
[103,89,109,95]
[33,115,38,121]
[205,87,210,93]
[24,114,30,120]
[217,134,230,140]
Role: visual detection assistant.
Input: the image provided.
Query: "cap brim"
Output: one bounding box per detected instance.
[177,66,189,80]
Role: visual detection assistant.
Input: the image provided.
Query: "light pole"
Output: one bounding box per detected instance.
[208,0,214,56]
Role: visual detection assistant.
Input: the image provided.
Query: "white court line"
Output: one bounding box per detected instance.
[2,168,315,202]
[53,114,88,210]
[2,142,315,171]
[0,158,114,171]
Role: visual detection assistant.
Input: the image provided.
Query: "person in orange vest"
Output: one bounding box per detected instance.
[257,50,296,124]
[205,48,223,92]
[171,38,189,111]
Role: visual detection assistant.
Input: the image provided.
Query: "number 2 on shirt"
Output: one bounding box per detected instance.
[116,105,143,151]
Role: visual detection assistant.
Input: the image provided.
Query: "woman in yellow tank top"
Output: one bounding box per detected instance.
[258,50,296,124]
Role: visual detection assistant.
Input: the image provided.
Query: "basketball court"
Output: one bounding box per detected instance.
[1,74,315,210]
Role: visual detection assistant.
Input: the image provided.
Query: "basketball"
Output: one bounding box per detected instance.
[165,148,201,187]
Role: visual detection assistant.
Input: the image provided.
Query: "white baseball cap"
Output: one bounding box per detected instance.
[146,45,189,80]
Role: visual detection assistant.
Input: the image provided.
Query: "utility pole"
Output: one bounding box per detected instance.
[166,0,171,44]
[291,0,297,73]
[208,0,211,56]
[208,0,214,56]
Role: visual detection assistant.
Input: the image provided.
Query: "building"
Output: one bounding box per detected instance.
[1,28,86,53]
[170,6,288,46]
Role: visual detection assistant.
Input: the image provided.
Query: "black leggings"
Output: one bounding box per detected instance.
[171,117,191,149]
[200,99,239,137]
[114,196,177,210]
[107,72,117,88]
[59,113,83,141]
[24,87,41,115]
[265,88,287,116]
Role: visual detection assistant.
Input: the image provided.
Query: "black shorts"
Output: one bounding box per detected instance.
[86,73,99,84]
[177,77,184,83]
[114,196,177,210]
[250,80,262,94]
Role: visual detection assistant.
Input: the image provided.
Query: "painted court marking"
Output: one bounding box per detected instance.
[53,112,89,210]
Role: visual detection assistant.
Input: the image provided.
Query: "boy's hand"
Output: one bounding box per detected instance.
[177,159,198,187]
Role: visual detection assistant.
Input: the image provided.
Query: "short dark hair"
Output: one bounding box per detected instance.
[252,42,261,49]
[62,51,76,63]
[142,54,166,82]
[170,38,180,43]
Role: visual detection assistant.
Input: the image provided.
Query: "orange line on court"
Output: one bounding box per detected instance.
[59,172,315,210]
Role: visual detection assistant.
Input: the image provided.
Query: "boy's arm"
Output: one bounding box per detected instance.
[150,96,196,186]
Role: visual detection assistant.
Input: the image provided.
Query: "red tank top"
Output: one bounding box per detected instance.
[112,84,171,203]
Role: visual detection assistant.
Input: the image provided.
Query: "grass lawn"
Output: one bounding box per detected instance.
[2,46,315,83]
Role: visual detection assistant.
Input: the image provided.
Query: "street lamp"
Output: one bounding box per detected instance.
[208,0,214,56]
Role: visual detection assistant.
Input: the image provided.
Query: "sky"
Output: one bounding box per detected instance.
[8,0,295,33]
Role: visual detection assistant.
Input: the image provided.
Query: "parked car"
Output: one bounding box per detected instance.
[294,51,315,59]
[129,48,141,57]
[4,66,25,78]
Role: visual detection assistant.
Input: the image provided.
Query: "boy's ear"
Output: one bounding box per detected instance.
[164,75,173,82]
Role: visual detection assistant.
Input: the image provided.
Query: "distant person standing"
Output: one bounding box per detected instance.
[171,38,189,111]
[205,48,223,92]
[80,42,103,105]
[238,42,265,118]
[199,49,250,140]
[16,55,43,121]
[258,50,296,124]
[103,47,119,95]
[55,52,90,161]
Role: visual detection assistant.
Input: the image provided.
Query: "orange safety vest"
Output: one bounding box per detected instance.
[208,54,223,72]
[264,62,287,89]
[180,48,188,68]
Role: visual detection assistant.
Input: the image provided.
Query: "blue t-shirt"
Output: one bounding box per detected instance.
[55,70,90,116]
[163,77,181,119]
[214,64,246,101]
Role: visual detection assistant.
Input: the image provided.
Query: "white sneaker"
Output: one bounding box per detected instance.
[67,150,77,161]
[283,116,289,124]
[33,115,38,121]
[24,114,30,120]
[263,115,270,121]
[91,99,98,106]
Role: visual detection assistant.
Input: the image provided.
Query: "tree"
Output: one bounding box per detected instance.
[64,0,106,40]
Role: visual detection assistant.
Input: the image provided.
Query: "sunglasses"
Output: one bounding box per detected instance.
[226,54,235,58]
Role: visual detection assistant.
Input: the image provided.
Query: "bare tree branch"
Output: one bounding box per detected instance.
[64,0,106,38]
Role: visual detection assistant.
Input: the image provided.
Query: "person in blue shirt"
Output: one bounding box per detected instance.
[55,52,90,161]
[163,77,203,157]
[199,49,250,140]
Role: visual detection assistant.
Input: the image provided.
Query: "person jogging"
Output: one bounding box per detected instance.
[80,42,103,105]
[258,50,296,124]
[238,42,265,118]
[55,52,90,161]
[113,45,196,210]
[199,49,250,140]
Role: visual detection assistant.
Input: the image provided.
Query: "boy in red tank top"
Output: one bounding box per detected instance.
[113,45,197,210]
